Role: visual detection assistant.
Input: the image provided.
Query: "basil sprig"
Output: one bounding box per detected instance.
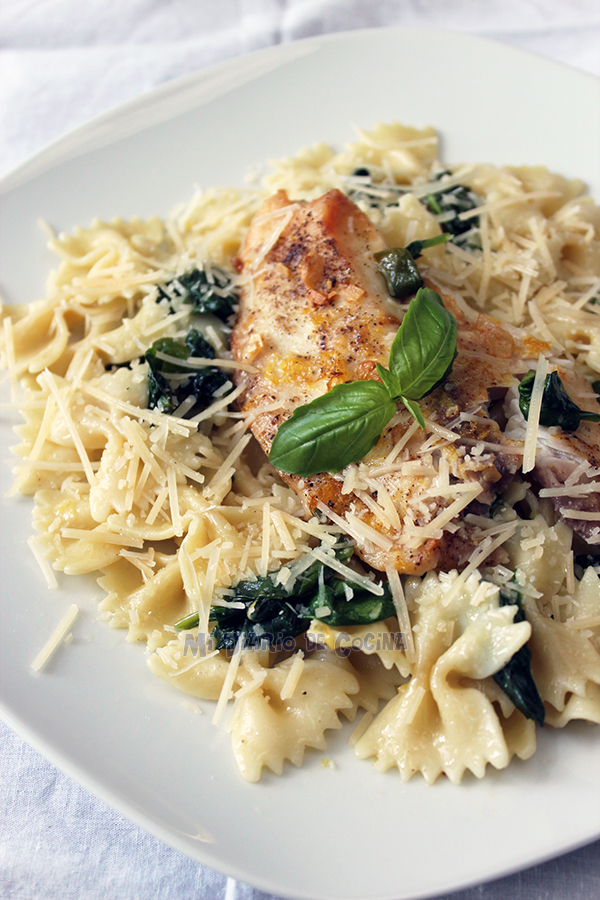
[518,369,600,432]
[269,288,457,477]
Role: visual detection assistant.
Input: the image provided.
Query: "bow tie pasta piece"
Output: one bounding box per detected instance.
[308,619,412,678]
[229,651,359,782]
[33,486,123,574]
[505,515,600,727]
[148,634,233,700]
[506,514,572,603]
[11,375,111,496]
[91,363,149,409]
[524,596,600,726]
[548,685,600,728]
[354,572,536,784]
[92,293,174,365]
[89,429,139,522]
[339,650,403,722]
[99,556,188,645]
[7,302,69,375]
[307,645,403,723]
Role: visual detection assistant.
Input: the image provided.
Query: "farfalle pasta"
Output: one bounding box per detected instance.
[2,122,600,782]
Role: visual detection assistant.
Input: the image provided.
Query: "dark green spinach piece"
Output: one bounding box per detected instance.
[374,235,449,300]
[174,545,396,651]
[493,588,545,727]
[375,247,423,299]
[157,266,238,322]
[519,369,600,431]
[145,329,230,415]
[345,167,404,209]
[185,329,216,359]
[425,173,481,243]
[574,554,600,580]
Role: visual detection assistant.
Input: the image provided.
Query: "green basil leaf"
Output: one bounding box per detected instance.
[375,363,401,398]
[519,369,600,431]
[389,288,457,400]
[400,395,425,428]
[269,380,396,477]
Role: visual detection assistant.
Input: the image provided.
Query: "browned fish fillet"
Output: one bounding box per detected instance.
[232,188,538,575]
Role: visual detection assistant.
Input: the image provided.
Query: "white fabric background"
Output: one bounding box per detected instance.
[1,1,600,898]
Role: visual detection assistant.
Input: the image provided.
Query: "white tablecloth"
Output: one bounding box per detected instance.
[2,2,600,898]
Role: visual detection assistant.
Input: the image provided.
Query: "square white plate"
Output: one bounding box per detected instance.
[1,27,600,900]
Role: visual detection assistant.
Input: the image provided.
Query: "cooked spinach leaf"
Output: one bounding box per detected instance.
[374,235,449,300]
[493,588,545,727]
[174,545,396,651]
[185,329,216,359]
[146,336,190,371]
[518,369,600,431]
[425,172,481,243]
[345,167,405,209]
[145,329,230,415]
[375,247,422,299]
[157,266,238,322]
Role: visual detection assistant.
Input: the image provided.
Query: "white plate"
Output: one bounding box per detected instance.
[1,27,600,900]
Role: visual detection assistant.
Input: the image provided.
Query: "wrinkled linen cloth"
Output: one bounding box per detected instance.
[1,1,600,898]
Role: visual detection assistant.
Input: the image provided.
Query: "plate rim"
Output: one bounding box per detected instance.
[2,24,599,194]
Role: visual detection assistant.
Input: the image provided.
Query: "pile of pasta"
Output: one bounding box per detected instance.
[2,123,600,783]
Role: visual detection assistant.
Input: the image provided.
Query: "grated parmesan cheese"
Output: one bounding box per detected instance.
[31,604,79,672]
[27,536,58,589]
[279,652,305,701]
[522,355,549,474]
[385,566,415,662]
[212,635,245,727]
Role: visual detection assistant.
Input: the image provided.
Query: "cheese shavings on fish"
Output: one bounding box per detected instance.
[232,188,537,575]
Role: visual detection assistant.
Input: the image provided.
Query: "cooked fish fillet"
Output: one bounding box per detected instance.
[232,188,538,574]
